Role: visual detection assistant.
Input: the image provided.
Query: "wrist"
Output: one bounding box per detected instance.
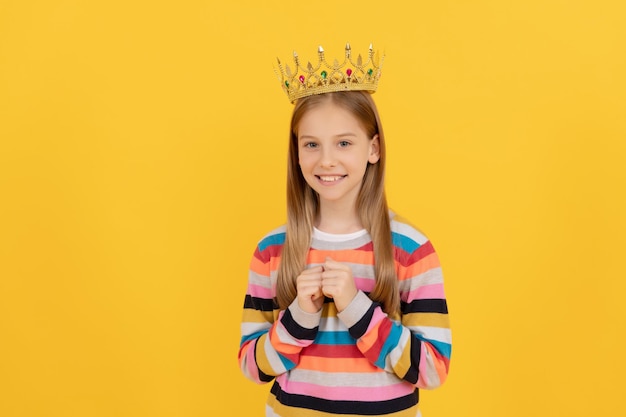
[336,291,373,328]
[290,298,323,329]
[335,288,358,313]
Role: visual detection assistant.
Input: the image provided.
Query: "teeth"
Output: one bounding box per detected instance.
[319,176,343,182]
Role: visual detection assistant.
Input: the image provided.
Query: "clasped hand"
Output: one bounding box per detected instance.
[296,257,357,314]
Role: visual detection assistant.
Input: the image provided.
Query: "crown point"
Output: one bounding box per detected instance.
[369,43,373,50]
[318,45,324,53]
[346,42,351,50]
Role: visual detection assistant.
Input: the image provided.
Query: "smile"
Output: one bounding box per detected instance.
[316,175,346,183]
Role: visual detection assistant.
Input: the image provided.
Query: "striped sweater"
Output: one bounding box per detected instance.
[238,215,451,416]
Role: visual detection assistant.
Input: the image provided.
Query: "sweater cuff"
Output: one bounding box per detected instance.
[337,290,373,329]
[287,298,323,329]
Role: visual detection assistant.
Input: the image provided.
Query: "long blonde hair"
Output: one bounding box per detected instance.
[276,91,399,317]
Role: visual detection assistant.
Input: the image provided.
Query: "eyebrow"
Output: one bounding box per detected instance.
[298,132,358,140]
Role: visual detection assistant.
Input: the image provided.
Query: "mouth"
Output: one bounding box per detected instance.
[316,175,347,183]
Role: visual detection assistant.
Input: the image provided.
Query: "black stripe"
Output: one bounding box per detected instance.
[401,298,448,314]
[403,337,422,384]
[271,382,418,414]
[254,339,275,383]
[244,294,278,312]
[348,302,379,339]
[281,307,318,341]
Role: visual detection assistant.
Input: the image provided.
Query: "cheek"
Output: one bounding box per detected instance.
[298,153,314,169]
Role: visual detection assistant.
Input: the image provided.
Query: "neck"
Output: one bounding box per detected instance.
[316,200,363,234]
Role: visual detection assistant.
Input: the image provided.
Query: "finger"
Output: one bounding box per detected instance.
[298,281,322,293]
[301,265,324,274]
[322,270,348,281]
[299,284,322,296]
[310,289,324,300]
[324,257,349,271]
[298,270,323,282]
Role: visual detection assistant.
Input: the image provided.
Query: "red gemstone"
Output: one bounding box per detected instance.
[346,68,352,76]
[299,75,305,83]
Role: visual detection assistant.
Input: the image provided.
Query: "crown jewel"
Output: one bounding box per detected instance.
[276,43,384,103]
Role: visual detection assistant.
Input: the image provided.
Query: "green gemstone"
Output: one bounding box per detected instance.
[285,81,289,87]
[320,70,327,79]
[367,68,374,76]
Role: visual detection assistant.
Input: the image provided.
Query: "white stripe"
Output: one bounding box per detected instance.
[421,344,442,387]
[263,332,288,374]
[319,316,349,332]
[391,220,429,245]
[307,261,376,280]
[241,321,271,336]
[313,227,368,242]
[387,327,411,372]
[266,403,280,417]
[288,368,404,387]
[408,326,451,344]
[248,270,273,288]
[398,267,444,292]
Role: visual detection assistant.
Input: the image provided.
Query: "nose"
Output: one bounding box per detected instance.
[320,147,337,168]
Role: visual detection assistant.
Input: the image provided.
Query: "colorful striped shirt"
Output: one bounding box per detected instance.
[238,214,451,416]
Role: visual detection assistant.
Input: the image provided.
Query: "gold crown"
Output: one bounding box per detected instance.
[276,43,384,103]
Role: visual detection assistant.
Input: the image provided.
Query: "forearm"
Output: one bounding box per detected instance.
[239,298,322,383]
[337,291,451,388]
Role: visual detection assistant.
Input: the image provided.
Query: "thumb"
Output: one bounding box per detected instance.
[324,256,340,269]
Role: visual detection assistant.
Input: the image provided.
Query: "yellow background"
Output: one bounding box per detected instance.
[1,1,624,416]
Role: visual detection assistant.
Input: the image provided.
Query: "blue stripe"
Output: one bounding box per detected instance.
[240,330,296,371]
[392,232,421,254]
[278,353,296,370]
[415,334,452,359]
[315,331,355,345]
[258,232,286,252]
[239,330,268,346]
[375,323,403,368]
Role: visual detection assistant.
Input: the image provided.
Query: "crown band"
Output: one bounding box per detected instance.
[276,43,384,103]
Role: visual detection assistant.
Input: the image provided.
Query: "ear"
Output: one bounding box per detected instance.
[368,134,381,164]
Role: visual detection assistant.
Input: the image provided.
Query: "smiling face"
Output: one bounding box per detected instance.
[296,99,380,211]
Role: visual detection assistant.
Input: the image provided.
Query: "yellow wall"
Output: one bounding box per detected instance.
[1,1,624,415]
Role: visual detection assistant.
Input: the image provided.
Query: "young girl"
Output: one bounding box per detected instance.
[238,44,451,417]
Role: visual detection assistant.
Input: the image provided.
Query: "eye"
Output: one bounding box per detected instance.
[338,140,351,148]
[303,142,318,149]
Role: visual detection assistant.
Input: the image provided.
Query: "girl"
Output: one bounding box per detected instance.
[238,45,451,417]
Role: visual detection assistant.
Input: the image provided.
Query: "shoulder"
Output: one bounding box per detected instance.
[256,225,287,252]
[389,211,433,254]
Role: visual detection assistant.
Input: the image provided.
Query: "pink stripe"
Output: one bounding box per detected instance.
[354,276,375,292]
[365,308,387,333]
[407,283,445,302]
[281,380,413,401]
[243,340,262,383]
[248,283,273,299]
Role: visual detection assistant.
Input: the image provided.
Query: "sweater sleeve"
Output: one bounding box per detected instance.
[238,237,322,384]
[336,238,451,389]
